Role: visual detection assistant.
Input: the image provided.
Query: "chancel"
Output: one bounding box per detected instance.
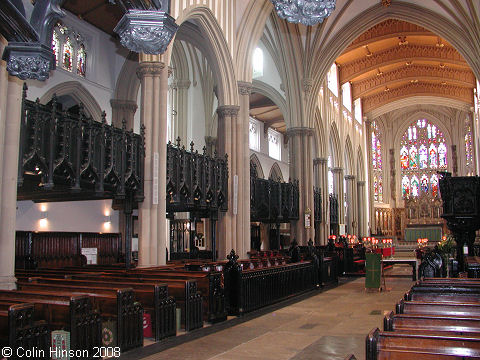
[1,1,480,359]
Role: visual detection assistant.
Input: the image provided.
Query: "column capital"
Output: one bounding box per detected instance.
[176,79,191,89]
[217,105,240,117]
[344,174,356,180]
[136,62,165,79]
[205,136,217,146]
[286,127,315,138]
[238,81,253,96]
[110,99,138,112]
[302,78,313,93]
[331,167,343,173]
[357,180,366,186]
[313,157,328,165]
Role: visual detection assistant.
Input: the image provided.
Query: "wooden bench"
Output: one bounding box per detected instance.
[14,283,142,351]
[366,327,480,359]
[384,310,480,335]
[24,276,177,340]
[396,299,480,317]
[0,291,101,357]
[405,286,480,303]
[0,302,50,359]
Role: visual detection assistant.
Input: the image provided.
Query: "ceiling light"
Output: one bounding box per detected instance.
[376,69,383,76]
[270,0,336,26]
[398,36,408,46]
[405,61,413,66]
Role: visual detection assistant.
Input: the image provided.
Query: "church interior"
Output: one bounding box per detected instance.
[1,0,480,359]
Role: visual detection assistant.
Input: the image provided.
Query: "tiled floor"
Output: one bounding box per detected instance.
[123,265,415,360]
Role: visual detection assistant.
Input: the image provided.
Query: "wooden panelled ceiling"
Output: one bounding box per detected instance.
[249,92,286,134]
[336,19,475,113]
[63,0,124,36]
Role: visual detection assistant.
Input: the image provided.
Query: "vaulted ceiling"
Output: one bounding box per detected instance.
[336,19,475,114]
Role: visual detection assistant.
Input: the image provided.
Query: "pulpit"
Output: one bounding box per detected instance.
[439,172,480,270]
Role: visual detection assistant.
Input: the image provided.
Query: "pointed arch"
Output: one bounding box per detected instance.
[250,154,265,179]
[344,136,354,176]
[113,51,139,103]
[313,107,327,157]
[269,163,284,182]
[329,122,342,168]
[252,80,290,128]
[175,6,238,107]
[40,81,102,123]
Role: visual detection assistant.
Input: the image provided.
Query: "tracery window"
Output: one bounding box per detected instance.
[372,121,383,202]
[252,47,264,78]
[400,118,447,199]
[52,22,88,77]
[465,117,474,175]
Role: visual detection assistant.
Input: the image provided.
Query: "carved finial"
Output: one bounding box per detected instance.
[122,118,127,130]
[101,111,107,124]
[176,136,181,147]
[182,144,185,150]
[214,149,218,158]
[168,140,172,146]
[227,249,239,263]
[22,83,28,99]
[190,141,194,152]
[203,146,207,155]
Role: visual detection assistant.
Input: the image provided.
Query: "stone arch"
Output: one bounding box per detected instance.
[235,0,273,82]
[113,52,139,103]
[250,154,265,179]
[329,122,342,168]
[344,136,354,176]
[175,6,238,107]
[308,2,480,115]
[269,163,284,182]
[357,146,365,182]
[252,80,290,128]
[171,40,190,81]
[313,107,327,157]
[40,81,102,123]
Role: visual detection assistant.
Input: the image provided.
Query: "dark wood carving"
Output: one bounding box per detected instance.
[166,138,228,215]
[314,186,322,223]
[17,85,145,202]
[250,165,299,223]
[329,193,338,225]
[439,172,480,270]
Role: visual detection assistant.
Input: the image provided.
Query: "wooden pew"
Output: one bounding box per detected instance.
[22,276,178,339]
[0,291,100,357]
[405,286,480,303]
[0,302,50,359]
[396,299,480,317]
[366,327,480,359]
[14,283,142,351]
[421,277,480,285]
[384,310,480,335]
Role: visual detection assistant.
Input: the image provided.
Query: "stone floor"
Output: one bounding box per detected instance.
[122,265,416,360]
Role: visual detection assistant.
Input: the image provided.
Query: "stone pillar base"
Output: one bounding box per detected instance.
[0,275,17,290]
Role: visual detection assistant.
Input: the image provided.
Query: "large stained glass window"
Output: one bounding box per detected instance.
[51,22,87,77]
[400,118,447,199]
[372,121,383,202]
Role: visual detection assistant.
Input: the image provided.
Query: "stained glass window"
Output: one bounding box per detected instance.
[400,118,447,199]
[63,37,73,71]
[402,176,410,197]
[77,44,86,77]
[372,121,383,202]
[52,30,60,66]
[465,118,473,173]
[51,22,87,77]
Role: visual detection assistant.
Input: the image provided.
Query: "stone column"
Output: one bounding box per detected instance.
[110,99,138,130]
[204,136,216,157]
[332,167,344,231]
[313,157,329,244]
[216,105,240,259]
[287,127,315,245]
[174,79,190,142]
[344,175,357,235]
[365,119,374,235]
[137,62,168,267]
[0,56,22,289]
[357,180,366,237]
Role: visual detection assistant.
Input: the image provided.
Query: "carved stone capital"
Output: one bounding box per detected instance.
[4,42,55,81]
[110,99,138,113]
[345,175,356,180]
[331,167,343,174]
[313,157,328,166]
[357,180,366,186]
[286,127,315,139]
[205,136,217,146]
[302,78,313,93]
[238,81,253,96]
[176,79,191,89]
[136,62,165,79]
[217,105,240,118]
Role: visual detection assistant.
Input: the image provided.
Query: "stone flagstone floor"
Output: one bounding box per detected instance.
[123,265,416,360]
